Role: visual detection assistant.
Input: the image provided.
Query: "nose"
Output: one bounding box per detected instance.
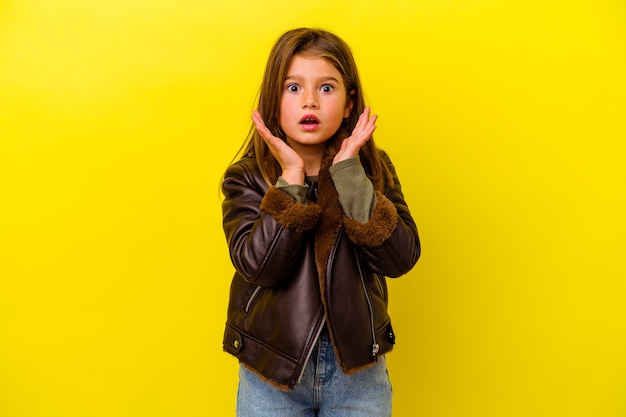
[302,89,318,109]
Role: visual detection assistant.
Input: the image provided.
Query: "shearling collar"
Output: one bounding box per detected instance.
[313,152,345,288]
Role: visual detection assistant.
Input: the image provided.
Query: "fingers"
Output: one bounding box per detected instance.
[252,110,282,157]
[252,110,286,152]
[351,107,377,144]
[354,107,376,133]
[251,110,304,178]
[333,107,378,165]
[251,110,276,143]
[355,106,371,132]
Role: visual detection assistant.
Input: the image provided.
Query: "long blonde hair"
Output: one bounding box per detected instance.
[231,28,393,191]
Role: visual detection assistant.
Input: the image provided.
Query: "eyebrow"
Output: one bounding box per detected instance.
[284,75,340,83]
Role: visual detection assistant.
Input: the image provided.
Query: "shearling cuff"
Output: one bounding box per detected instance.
[343,191,398,246]
[260,186,321,233]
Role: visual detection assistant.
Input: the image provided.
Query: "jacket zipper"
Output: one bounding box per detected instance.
[244,283,324,386]
[354,247,379,360]
[296,313,325,385]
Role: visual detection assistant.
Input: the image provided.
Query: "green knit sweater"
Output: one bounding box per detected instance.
[275,156,375,224]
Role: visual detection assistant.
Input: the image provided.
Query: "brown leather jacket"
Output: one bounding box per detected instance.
[221,149,420,390]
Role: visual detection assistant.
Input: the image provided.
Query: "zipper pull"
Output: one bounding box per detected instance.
[372,343,380,359]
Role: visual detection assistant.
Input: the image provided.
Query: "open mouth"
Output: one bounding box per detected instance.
[299,115,320,126]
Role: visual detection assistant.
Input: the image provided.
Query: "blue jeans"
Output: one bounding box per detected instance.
[236,329,392,417]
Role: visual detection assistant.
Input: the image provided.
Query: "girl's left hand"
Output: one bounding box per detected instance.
[333,107,377,165]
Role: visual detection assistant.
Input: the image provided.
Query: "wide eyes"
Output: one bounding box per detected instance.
[285,84,335,93]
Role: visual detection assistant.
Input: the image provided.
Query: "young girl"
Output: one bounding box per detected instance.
[221,28,420,417]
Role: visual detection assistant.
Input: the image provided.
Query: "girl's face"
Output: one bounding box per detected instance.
[279,54,353,154]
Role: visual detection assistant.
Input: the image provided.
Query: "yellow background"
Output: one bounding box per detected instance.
[1,0,625,416]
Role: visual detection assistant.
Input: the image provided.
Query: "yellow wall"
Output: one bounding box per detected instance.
[1,0,624,416]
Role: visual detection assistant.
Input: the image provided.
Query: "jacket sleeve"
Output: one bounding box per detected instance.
[221,160,321,288]
[342,152,420,278]
[330,156,376,223]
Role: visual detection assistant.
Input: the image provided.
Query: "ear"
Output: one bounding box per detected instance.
[344,90,355,118]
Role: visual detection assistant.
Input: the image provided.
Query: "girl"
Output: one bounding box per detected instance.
[221,28,420,417]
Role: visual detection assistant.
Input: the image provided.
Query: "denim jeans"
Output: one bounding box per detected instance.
[236,328,392,417]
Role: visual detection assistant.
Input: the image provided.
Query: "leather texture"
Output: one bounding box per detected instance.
[221,149,420,390]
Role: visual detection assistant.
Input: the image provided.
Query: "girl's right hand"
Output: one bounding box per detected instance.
[252,110,305,184]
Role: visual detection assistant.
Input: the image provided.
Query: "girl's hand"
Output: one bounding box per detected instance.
[252,110,305,184]
[333,107,377,165]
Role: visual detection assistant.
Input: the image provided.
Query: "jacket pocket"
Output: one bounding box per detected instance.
[240,284,264,314]
[374,274,388,301]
